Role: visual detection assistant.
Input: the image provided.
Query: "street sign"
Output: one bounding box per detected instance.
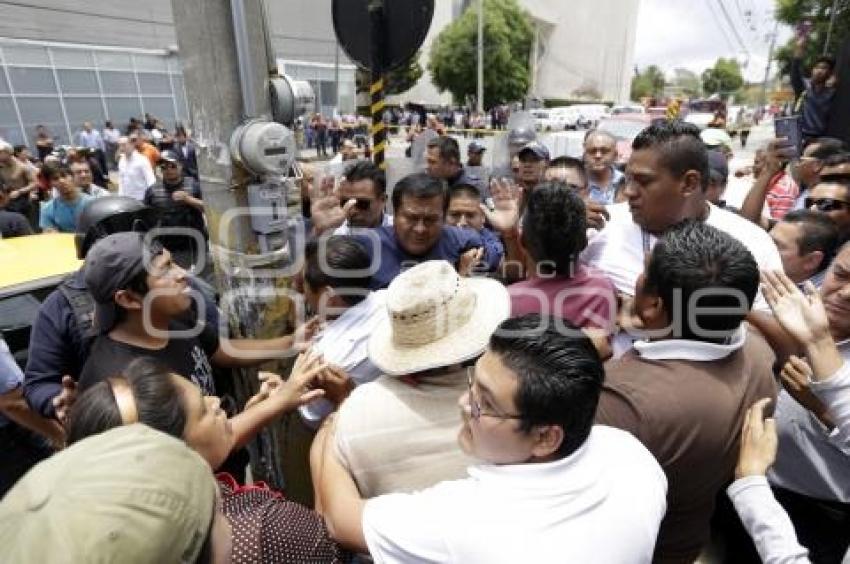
[332,0,434,72]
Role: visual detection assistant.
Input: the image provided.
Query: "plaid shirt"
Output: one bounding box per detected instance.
[765,171,800,220]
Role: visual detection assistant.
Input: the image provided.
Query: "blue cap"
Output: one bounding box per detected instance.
[518,141,550,161]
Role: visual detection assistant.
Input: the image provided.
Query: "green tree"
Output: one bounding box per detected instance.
[428,0,533,107]
[670,68,702,97]
[774,0,850,77]
[356,55,424,97]
[701,57,744,95]
[630,65,666,100]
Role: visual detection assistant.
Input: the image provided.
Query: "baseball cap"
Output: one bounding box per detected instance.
[84,232,163,333]
[0,424,217,563]
[159,150,180,164]
[707,150,729,184]
[518,141,550,161]
[468,141,486,153]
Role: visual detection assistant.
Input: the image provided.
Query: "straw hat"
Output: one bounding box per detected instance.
[369,260,510,376]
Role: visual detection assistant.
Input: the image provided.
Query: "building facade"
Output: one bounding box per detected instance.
[0,0,358,148]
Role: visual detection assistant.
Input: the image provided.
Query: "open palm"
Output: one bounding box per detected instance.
[762,270,830,345]
[481,178,522,232]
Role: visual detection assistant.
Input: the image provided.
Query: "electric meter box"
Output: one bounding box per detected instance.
[230,120,296,176]
[246,182,287,234]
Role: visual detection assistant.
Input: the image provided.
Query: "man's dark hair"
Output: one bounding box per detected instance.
[632,121,709,191]
[521,182,587,276]
[426,136,461,164]
[344,160,386,198]
[488,314,603,459]
[66,357,186,445]
[814,55,836,73]
[449,183,481,201]
[304,235,371,306]
[782,210,840,271]
[44,164,74,180]
[12,145,27,157]
[810,138,845,161]
[644,220,758,342]
[391,172,448,214]
[548,156,587,186]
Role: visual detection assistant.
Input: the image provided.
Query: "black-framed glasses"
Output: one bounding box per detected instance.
[805,197,850,212]
[465,367,523,421]
[340,197,373,211]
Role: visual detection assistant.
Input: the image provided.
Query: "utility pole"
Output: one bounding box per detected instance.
[761,20,779,107]
[477,0,484,113]
[171,0,313,504]
[369,0,387,169]
[825,0,841,55]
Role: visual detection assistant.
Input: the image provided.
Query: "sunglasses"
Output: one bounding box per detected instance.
[805,198,850,212]
[340,197,373,211]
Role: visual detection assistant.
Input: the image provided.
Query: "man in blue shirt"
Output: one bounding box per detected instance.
[364,173,502,289]
[584,130,624,205]
[39,165,92,233]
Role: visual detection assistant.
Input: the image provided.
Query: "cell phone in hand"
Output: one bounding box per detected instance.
[774,116,802,160]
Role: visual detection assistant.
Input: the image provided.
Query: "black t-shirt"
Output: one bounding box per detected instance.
[78,321,219,396]
[0,209,33,238]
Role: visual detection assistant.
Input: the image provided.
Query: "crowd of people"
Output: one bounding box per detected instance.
[0,41,849,564]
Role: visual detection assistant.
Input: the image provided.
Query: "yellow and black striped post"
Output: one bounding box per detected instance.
[371,76,386,170]
[369,0,386,170]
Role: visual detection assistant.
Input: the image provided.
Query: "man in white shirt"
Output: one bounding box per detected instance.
[297,235,386,428]
[582,121,783,297]
[116,136,155,201]
[314,314,667,563]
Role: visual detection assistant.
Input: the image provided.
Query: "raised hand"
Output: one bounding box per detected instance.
[480,178,522,233]
[735,398,778,479]
[310,175,356,234]
[761,271,830,346]
[457,247,484,277]
[780,355,832,426]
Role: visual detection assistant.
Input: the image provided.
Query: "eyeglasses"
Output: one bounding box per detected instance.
[339,197,373,211]
[805,197,850,212]
[465,367,523,421]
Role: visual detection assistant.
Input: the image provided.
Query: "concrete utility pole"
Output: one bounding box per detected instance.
[760,20,779,107]
[171,0,312,503]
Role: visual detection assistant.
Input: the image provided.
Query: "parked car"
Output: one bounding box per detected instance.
[684,99,726,130]
[571,104,610,128]
[548,106,583,130]
[611,104,646,116]
[595,114,651,166]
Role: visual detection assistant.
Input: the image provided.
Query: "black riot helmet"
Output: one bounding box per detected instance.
[75,196,158,259]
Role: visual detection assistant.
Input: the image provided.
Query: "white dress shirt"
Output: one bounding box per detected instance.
[582,202,783,297]
[117,150,156,201]
[362,425,667,564]
[298,291,386,427]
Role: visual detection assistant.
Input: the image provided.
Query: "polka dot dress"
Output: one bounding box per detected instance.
[217,473,351,563]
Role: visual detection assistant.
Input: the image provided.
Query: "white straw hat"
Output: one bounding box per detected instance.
[368,260,510,376]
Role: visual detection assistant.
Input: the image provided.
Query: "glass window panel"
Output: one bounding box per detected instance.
[167,57,182,74]
[57,69,99,95]
[137,72,171,95]
[105,97,142,126]
[94,52,132,71]
[0,71,9,94]
[64,98,105,133]
[99,71,137,96]
[0,97,23,145]
[133,54,167,73]
[8,67,57,95]
[2,45,49,66]
[51,49,94,68]
[320,80,337,106]
[142,97,176,128]
[18,97,67,145]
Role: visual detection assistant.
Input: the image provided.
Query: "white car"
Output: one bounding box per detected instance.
[611,104,645,116]
[571,104,610,128]
[548,106,582,130]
